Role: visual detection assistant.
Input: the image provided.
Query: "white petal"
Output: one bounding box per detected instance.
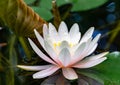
[28,38,56,65]
[86,34,101,56]
[73,57,107,68]
[62,68,78,80]
[49,23,60,42]
[70,42,86,65]
[80,27,94,44]
[58,48,71,67]
[43,24,49,39]
[87,43,98,56]
[44,41,61,64]
[33,65,60,79]
[17,65,52,71]
[87,52,109,60]
[69,23,81,44]
[58,21,69,42]
[34,29,45,49]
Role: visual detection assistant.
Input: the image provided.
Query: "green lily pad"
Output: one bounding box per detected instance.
[93,51,120,85]
[24,0,35,4]
[32,6,53,20]
[71,0,108,11]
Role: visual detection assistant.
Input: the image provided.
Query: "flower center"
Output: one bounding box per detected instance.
[53,42,61,48]
[53,41,75,48]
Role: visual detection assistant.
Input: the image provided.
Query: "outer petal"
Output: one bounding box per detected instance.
[69,23,81,44]
[28,38,56,65]
[43,24,49,39]
[62,68,78,80]
[58,21,69,42]
[58,48,71,67]
[80,27,94,44]
[34,29,45,49]
[87,43,98,56]
[86,34,101,56]
[33,65,60,79]
[73,57,107,68]
[87,52,109,60]
[17,65,52,71]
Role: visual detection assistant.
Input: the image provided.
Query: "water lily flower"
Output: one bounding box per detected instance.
[17,21,108,80]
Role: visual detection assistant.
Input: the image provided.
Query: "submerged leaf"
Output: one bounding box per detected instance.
[0,0,47,37]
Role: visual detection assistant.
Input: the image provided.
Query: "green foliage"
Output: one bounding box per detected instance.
[71,0,108,11]
[24,0,108,22]
[24,0,35,4]
[77,52,120,84]
[32,6,53,21]
[93,52,120,85]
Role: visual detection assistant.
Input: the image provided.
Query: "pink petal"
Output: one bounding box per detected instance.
[58,48,71,67]
[62,68,78,80]
[34,29,45,49]
[69,23,81,44]
[33,65,60,79]
[28,38,56,65]
[17,65,52,71]
[73,57,107,68]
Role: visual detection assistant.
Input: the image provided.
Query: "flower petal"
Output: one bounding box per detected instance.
[80,27,94,44]
[33,65,60,79]
[49,23,59,42]
[70,42,86,65]
[69,23,81,44]
[87,52,109,60]
[17,65,52,71]
[62,68,78,80]
[58,48,71,67]
[73,57,107,68]
[34,29,45,49]
[87,43,98,56]
[86,34,101,56]
[58,21,69,42]
[28,38,56,65]
[43,24,49,39]
[44,41,61,64]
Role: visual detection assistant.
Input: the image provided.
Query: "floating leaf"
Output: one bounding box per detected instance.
[71,0,108,11]
[58,0,108,11]
[32,6,53,21]
[24,0,35,5]
[0,0,47,37]
[93,51,120,85]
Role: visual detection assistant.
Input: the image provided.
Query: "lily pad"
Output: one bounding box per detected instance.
[93,51,120,85]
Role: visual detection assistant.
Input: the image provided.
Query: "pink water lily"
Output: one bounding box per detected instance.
[17,21,108,80]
